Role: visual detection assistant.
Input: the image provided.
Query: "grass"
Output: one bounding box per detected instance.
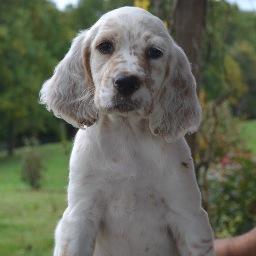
[240,120,256,153]
[0,143,71,256]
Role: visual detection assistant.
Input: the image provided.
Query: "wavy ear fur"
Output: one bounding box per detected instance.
[39,30,97,128]
[149,44,202,142]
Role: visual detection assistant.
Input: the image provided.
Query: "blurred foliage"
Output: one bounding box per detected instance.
[240,120,256,153]
[230,41,256,117]
[196,101,241,171]
[202,0,255,108]
[194,0,256,235]
[196,100,256,235]
[0,0,73,155]
[71,0,133,29]
[208,155,256,237]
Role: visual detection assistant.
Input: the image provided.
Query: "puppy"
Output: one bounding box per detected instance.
[40,6,214,256]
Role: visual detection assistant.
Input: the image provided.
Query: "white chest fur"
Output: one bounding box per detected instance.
[58,117,213,256]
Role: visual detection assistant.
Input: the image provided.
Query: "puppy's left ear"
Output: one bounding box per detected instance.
[39,30,97,128]
[149,44,202,142]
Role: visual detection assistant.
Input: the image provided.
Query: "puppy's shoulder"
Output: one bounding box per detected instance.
[70,128,97,165]
[164,137,193,165]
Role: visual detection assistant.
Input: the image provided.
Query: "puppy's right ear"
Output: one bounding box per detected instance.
[39,30,97,128]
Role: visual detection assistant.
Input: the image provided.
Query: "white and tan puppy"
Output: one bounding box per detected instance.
[40,6,214,256]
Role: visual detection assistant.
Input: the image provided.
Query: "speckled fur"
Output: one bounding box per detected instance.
[39,7,214,256]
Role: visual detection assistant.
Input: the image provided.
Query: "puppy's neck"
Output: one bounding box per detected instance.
[97,113,151,138]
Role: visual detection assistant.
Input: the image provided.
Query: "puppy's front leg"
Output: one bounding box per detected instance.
[166,158,215,256]
[54,197,102,256]
[168,208,214,256]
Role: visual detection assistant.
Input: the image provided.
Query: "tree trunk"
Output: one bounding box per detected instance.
[151,0,163,18]
[172,0,207,158]
[6,121,15,156]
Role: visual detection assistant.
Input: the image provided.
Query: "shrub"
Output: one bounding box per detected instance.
[196,100,256,236]
[208,154,256,237]
[21,138,44,189]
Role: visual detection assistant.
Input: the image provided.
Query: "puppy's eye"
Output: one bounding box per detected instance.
[97,41,114,54]
[146,47,163,59]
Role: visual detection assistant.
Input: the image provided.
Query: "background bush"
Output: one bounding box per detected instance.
[21,138,44,189]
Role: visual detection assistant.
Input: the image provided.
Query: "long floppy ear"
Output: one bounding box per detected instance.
[39,30,97,128]
[149,43,202,142]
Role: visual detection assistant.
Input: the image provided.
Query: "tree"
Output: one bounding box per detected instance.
[172,0,207,158]
[72,0,133,30]
[231,41,256,118]
[0,0,73,155]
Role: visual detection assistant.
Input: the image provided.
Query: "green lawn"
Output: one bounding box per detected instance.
[240,120,256,153]
[0,143,71,256]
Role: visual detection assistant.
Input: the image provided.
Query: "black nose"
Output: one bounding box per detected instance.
[114,75,140,96]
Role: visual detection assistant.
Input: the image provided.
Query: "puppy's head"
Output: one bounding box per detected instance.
[40,7,201,141]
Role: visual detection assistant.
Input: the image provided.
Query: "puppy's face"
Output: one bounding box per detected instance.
[40,7,201,141]
[89,11,170,116]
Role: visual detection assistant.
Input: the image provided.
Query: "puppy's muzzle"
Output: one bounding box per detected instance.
[114,75,140,96]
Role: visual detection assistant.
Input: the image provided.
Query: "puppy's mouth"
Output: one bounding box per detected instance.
[105,95,141,113]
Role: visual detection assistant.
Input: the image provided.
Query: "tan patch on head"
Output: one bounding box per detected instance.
[137,53,152,89]
[105,56,126,75]
[96,31,119,46]
[100,56,126,88]
[142,33,152,42]
[83,45,94,88]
